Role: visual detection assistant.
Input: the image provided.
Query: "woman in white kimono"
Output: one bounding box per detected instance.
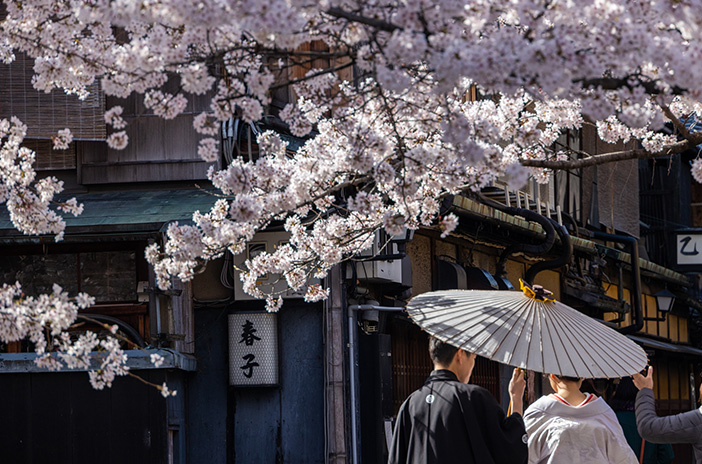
[523,374,637,464]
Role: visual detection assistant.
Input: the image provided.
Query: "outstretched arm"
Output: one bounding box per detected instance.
[633,367,702,445]
[635,388,702,444]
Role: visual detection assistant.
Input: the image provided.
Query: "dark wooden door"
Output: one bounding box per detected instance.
[0,371,169,463]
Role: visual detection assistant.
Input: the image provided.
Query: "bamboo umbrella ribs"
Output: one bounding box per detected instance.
[406,281,648,379]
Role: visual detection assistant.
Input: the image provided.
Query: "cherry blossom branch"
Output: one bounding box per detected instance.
[325,7,399,33]
[659,102,692,140]
[574,75,686,96]
[267,61,355,92]
[5,0,702,320]
[520,136,702,170]
[125,371,177,397]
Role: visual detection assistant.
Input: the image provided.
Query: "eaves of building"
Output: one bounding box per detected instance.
[0,188,219,243]
[450,195,692,288]
[0,348,196,373]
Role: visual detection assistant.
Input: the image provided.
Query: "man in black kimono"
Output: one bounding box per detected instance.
[388,337,528,464]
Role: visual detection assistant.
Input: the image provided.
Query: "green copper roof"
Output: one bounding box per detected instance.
[0,188,218,238]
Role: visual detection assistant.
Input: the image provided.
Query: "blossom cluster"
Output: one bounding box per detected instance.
[0,118,83,240]
[3,1,702,315]
[1,283,129,389]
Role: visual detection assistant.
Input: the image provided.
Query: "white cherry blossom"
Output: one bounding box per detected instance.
[3,2,702,330]
[52,129,73,150]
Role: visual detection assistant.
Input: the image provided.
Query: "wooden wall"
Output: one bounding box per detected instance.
[604,284,690,343]
[186,306,229,464]
[80,87,219,184]
[0,370,172,463]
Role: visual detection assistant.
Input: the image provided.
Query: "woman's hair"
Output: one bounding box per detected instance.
[609,377,637,412]
[428,336,459,366]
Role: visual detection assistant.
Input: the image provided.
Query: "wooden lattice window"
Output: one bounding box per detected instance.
[0,250,137,302]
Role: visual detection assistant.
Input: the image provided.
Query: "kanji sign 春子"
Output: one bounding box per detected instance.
[228,313,279,386]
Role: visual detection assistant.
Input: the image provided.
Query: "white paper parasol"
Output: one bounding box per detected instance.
[406,283,648,378]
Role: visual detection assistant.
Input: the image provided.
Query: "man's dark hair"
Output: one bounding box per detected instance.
[428,336,459,366]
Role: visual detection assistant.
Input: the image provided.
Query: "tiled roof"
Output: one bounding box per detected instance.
[0,188,218,237]
[451,195,692,287]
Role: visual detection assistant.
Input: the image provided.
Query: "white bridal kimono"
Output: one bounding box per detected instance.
[524,394,637,464]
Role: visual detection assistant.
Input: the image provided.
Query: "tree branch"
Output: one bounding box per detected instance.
[574,75,686,96]
[520,135,702,170]
[325,7,399,33]
[267,61,355,91]
[660,102,692,140]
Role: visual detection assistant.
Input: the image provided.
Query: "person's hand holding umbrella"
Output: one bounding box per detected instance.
[508,368,526,415]
[632,366,654,391]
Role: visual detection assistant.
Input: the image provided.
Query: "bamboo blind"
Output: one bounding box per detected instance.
[0,52,106,140]
[22,138,76,171]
